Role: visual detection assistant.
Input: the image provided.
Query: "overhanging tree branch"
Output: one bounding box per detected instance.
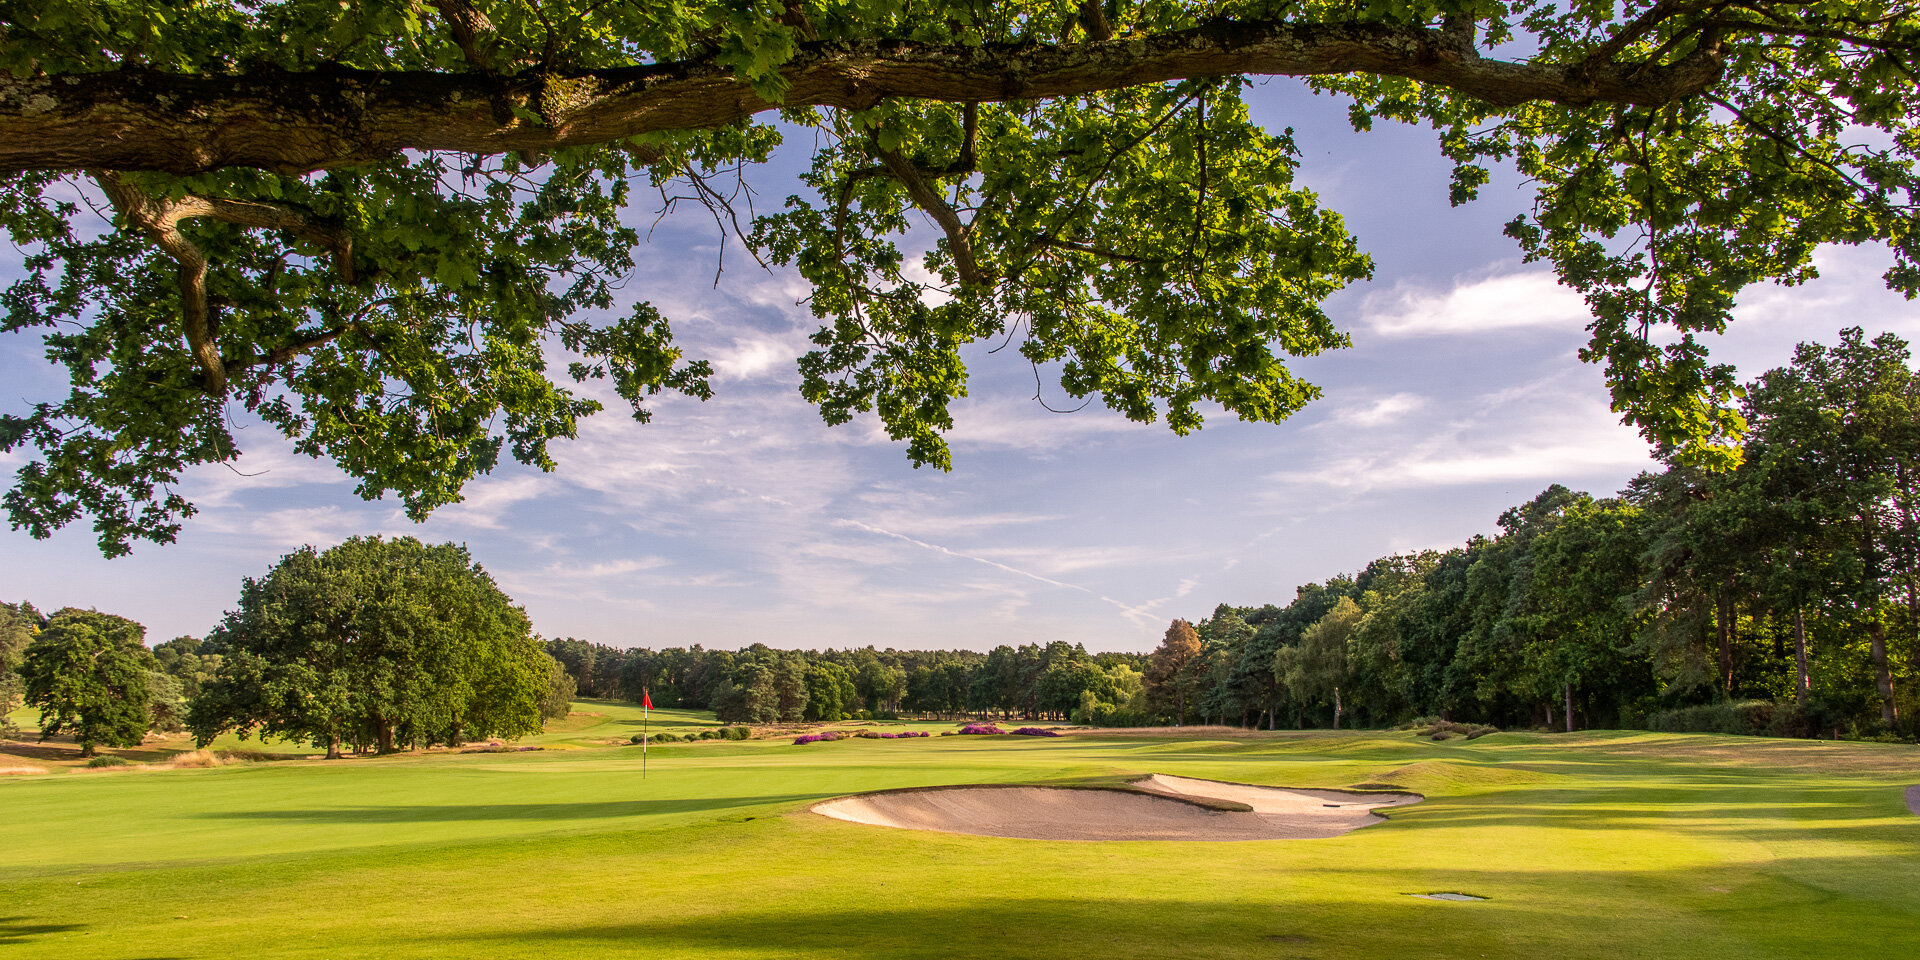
[2,19,1730,175]
[90,171,357,392]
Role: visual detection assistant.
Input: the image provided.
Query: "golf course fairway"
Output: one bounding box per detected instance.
[4,709,1918,959]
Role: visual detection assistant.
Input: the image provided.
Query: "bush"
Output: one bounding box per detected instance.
[793,732,842,745]
[1010,727,1061,737]
[721,725,751,740]
[632,732,681,744]
[1644,700,1779,736]
[86,755,133,768]
[957,723,1006,735]
[1421,720,1496,741]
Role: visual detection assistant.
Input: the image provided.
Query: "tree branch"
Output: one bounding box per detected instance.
[877,146,986,289]
[89,171,359,392]
[427,0,500,74]
[3,19,1731,175]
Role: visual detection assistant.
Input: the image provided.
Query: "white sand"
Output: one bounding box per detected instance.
[811,777,1422,841]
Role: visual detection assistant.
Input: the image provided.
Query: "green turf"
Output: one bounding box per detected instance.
[3,725,1917,959]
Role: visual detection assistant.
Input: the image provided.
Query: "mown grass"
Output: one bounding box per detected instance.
[4,722,1918,959]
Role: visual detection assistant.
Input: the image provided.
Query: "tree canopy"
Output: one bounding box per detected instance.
[4,1,1917,553]
[188,535,551,756]
[18,607,154,756]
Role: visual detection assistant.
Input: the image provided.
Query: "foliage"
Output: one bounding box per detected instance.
[189,536,550,755]
[539,654,575,721]
[956,723,1005,735]
[0,600,38,738]
[1009,727,1061,737]
[8,2,1920,554]
[19,607,154,756]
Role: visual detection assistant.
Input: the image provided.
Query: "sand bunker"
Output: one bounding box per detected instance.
[811,775,1421,841]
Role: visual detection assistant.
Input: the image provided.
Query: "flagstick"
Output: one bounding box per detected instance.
[642,692,649,779]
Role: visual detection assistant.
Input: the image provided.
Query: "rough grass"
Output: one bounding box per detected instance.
[3,725,1918,959]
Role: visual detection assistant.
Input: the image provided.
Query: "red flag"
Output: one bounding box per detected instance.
[643,689,653,710]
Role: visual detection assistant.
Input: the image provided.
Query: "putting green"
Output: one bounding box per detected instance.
[3,718,1918,959]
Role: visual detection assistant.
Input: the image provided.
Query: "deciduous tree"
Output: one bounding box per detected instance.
[6,2,1918,554]
[19,608,153,757]
[189,536,549,756]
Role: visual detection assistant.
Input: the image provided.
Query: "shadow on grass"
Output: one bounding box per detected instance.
[0,916,87,945]
[1372,782,1920,848]
[204,794,827,823]
[408,872,1920,960]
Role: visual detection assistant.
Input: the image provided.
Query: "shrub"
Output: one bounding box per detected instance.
[957,723,1005,735]
[1645,700,1778,736]
[166,749,223,768]
[1010,727,1061,737]
[722,725,751,740]
[1422,720,1497,741]
[793,732,842,745]
[215,748,283,762]
[86,755,133,768]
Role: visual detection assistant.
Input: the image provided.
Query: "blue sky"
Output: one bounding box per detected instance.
[3,80,1915,651]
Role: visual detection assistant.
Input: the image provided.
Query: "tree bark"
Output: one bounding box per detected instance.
[1793,607,1811,707]
[0,20,1727,175]
[1565,680,1574,733]
[1869,620,1897,725]
[1716,585,1735,696]
[326,734,341,760]
[1332,686,1342,730]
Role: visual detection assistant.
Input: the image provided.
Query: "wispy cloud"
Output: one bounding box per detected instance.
[1322,392,1426,428]
[1363,268,1590,337]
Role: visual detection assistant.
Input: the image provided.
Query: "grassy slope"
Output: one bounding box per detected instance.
[3,726,1917,959]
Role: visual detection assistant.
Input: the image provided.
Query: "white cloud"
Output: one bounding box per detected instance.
[431,475,550,530]
[1364,268,1590,337]
[1324,392,1426,427]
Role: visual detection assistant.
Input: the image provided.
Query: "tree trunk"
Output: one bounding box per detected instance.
[1564,680,1574,733]
[1869,620,1897,725]
[1728,587,1743,695]
[1793,607,1811,707]
[1332,686,1342,730]
[377,721,396,755]
[1546,700,1554,729]
[326,735,342,760]
[80,741,95,758]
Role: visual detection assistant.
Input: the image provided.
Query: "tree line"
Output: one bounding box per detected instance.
[545,637,1149,726]
[1139,329,1920,740]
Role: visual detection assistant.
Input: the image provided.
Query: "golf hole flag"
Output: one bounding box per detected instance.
[641,689,651,778]
[643,689,653,710]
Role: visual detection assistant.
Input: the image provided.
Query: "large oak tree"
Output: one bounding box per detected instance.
[3,1,1915,554]
[188,535,550,756]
